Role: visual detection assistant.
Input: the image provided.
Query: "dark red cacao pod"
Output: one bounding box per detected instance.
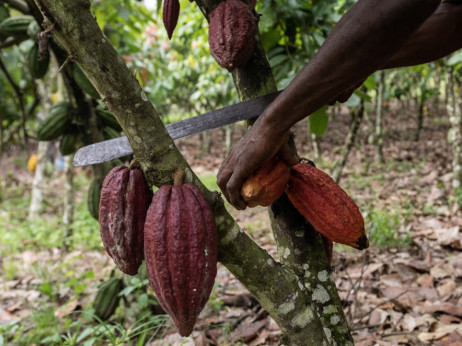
[240,157,290,207]
[286,163,369,250]
[163,0,180,39]
[144,183,218,337]
[99,166,153,275]
[208,0,257,72]
[321,235,333,265]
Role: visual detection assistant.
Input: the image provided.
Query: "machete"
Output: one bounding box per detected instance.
[73,90,282,167]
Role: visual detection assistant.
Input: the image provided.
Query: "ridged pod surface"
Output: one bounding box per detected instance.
[36,101,70,141]
[93,277,123,321]
[208,0,256,72]
[144,183,218,337]
[286,163,369,250]
[163,0,180,39]
[241,157,290,207]
[99,166,153,275]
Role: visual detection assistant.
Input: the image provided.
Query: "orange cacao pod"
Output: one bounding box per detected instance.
[163,0,180,39]
[208,0,257,72]
[99,166,153,275]
[144,180,218,336]
[241,157,290,207]
[286,163,368,250]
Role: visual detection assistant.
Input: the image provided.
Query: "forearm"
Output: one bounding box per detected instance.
[259,0,440,135]
[384,3,462,68]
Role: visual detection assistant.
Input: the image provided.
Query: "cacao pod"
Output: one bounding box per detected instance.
[163,0,180,40]
[27,154,38,172]
[73,65,100,99]
[0,4,9,24]
[99,166,153,275]
[27,20,40,38]
[321,235,333,266]
[28,43,49,79]
[208,0,257,72]
[93,277,123,321]
[96,108,123,132]
[0,15,33,39]
[59,132,78,156]
[240,157,290,207]
[36,101,70,141]
[87,178,103,220]
[286,163,368,250]
[144,177,218,337]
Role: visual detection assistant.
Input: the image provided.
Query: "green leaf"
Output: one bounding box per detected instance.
[345,93,361,108]
[354,89,371,102]
[363,75,376,90]
[447,51,462,66]
[309,105,328,136]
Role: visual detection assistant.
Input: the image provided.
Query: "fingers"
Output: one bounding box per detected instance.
[217,165,248,210]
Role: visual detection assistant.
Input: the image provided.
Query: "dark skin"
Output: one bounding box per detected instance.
[217,0,462,210]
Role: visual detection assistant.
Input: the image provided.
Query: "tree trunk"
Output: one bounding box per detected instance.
[39,1,353,343]
[375,71,385,163]
[29,78,54,220]
[225,125,233,151]
[414,98,424,142]
[332,100,365,183]
[29,141,47,220]
[62,154,74,251]
[311,133,322,161]
[446,67,462,200]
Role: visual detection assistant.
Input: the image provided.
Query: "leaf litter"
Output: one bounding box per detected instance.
[1,102,462,345]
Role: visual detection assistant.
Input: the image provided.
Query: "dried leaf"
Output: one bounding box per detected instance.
[422,303,462,317]
[437,280,457,298]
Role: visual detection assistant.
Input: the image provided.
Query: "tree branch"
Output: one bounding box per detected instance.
[0,57,29,147]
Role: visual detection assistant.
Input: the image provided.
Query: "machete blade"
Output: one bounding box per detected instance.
[73,90,281,167]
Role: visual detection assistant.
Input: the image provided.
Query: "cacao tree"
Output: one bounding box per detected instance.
[32,0,358,344]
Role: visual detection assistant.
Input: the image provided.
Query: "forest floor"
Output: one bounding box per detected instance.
[1,100,462,345]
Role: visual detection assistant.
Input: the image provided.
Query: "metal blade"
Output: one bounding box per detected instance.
[73,90,281,167]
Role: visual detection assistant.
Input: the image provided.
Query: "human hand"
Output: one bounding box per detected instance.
[217,121,298,210]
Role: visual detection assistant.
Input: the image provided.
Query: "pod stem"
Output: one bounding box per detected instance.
[128,159,139,170]
[173,168,185,186]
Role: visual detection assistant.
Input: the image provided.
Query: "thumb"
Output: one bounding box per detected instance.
[277,143,299,167]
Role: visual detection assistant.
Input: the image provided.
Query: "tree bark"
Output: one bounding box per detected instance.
[37,1,352,343]
[62,154,74,251]
[29,79,53,220]
[446,67,462,198]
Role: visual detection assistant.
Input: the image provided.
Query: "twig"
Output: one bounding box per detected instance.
[381,331,414,338]
[0,36,29,50]
[351,290,409,328]
[0,57,29,147]
[351,323,382,331]
[343,250,368,311]
[58,54,74,73]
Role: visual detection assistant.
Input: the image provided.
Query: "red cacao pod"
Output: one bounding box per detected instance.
[144,180,218,337]
[99,166,153,275]
[286,163,368,250]
[208,0,257,72]
[163,0,180,39]
[240,157,290,207]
